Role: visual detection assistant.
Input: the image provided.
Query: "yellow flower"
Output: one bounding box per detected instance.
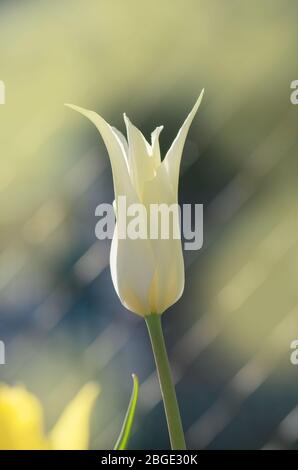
[66,92,204,316]
[0,383,99,450]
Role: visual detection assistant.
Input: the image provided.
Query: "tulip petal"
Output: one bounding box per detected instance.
[149,237,185,314]
[151,126,163,170]
[112,126,129,163]
[50,382,99,450]
[143,168,184,313]
[124,114,157,198]
[65,104,136,202]
[162,90,204,196]
[110,222,156,316]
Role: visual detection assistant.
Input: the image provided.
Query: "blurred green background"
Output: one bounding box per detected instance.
[0,0,298,449]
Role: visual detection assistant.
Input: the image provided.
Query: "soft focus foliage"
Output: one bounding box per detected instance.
[114,374,139,450]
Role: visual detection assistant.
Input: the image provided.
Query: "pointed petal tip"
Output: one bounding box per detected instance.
[194,89,205,109]
[64,103,78,110]
[64,103,102,123]
[123,112,130,124]
[151,125,164,139]
[152,125,164,133]
[123,113,142,135]
[64,103,89,115]
[123,112,146,137]
[123,112,136,131]
[183,89,204,122]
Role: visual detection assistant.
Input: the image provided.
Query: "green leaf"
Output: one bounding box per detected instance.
[114,374,139,450]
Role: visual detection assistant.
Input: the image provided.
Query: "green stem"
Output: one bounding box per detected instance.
[145,313,186,450]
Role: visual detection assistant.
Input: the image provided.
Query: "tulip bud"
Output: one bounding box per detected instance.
[66,91,204,316]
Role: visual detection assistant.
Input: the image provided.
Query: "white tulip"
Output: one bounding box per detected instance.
[66,91,204,316]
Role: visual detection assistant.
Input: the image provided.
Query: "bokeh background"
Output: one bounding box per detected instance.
[0,0,298,450]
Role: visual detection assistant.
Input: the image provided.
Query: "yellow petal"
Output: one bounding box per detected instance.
[0,384,49,450]
[162,90,204,197]
[49,382,99,450]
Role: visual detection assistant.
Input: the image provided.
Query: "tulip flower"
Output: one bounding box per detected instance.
[0,383,99,450]
[66,92,204,450]
[66,90,203,317]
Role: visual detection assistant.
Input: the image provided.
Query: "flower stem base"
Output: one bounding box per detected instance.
[145,313,186,450]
